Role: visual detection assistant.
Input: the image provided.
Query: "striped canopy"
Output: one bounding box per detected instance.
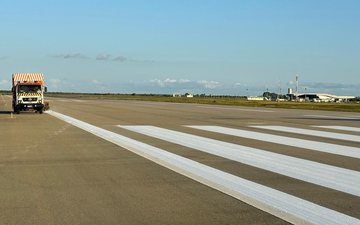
[12,73,44,85]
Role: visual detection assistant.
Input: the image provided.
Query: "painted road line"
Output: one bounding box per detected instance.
[313,126,360,133]
[188,126,360,159]
[250,125,360,143]
[46,111,360,225]
[196,105,274,113]
[119,125,360,197]
[304,115,360,120]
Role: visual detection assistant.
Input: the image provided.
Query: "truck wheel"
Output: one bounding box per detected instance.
[38,108,44,114]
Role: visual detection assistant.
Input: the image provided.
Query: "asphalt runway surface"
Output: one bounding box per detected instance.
[1,95,360,225]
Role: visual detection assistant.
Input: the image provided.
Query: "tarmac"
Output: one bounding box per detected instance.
[1,95,359,225]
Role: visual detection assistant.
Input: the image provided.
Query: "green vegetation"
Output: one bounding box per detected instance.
[44,92,360,113]
[0,90,11,95]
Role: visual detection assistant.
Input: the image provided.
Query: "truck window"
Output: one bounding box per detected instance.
[19,85,41,93]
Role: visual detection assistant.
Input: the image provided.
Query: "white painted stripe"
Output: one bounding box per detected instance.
[313,126,360,133]
[197,105,274,113]
[189,126,360,159]
[250,126,360,143]
[119,125,360,197]
[304,115,360,120]
[46,111,360,225]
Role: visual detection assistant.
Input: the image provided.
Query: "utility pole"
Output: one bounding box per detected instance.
[278,81,281,101]
[295,74,299,101]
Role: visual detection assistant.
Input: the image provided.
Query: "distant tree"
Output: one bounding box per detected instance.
[350,96,360,102]
[263,92,271,98]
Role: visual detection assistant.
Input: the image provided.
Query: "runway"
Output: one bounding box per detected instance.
[1,95,359,224]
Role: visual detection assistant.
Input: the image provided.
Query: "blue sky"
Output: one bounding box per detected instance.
[0,0,359,95]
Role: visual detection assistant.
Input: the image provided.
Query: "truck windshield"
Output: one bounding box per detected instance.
[18,85,41,93]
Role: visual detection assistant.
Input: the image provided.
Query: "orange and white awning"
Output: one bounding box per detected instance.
[12,73,44,86]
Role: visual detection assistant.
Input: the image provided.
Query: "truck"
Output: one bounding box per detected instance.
[12,73,47,114]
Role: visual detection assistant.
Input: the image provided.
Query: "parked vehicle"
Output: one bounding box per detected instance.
[12,73,47,113]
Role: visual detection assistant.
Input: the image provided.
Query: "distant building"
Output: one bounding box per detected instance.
[294,93,355,102]
[172,93,194,98]
[247,96,264,101]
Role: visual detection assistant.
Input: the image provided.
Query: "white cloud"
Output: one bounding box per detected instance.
[179,79,191,83]
[197,80,221,89]
[51,53,89,59]
[164,78,177,83]
[91,79,101,84]
[49,78,66,89]
[95,53,128,62]
[148,78,223,91]
[299,82,360,96]
[0,79,9,85]
[49,79,62,85]
[234,82,248,87]
[113,56,128,62]
[50,52,152,63]
[96,54,112,61]
[150,78,179,87]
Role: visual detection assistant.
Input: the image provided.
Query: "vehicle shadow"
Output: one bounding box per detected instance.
[0,111,14,114]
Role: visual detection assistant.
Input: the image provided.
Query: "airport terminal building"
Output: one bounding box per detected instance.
[291,93,355,102]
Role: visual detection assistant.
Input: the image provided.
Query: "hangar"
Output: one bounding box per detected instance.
[295,93,355,102]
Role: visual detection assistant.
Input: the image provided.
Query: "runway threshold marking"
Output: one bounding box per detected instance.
[313,126,360,133]
[46,111,360,225]
[188,126,360,159]
[250,125,360,143]
[119,125,360,197]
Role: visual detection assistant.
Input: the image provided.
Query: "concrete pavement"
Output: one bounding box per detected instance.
[1,95,359,224]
